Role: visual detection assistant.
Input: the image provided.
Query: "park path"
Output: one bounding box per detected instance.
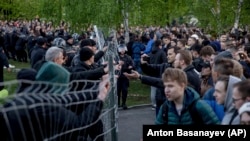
[117,105,155,141]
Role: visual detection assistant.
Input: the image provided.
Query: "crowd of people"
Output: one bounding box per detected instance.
[0,17,250,140]
[123,24,250,125]
[0,19,117,141]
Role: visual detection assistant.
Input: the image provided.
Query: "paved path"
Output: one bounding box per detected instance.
[117,105,155,141]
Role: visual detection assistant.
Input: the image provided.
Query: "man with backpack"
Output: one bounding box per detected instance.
[155,68,220,125]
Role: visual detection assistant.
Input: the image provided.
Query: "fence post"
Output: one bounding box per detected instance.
[107,40,118,141]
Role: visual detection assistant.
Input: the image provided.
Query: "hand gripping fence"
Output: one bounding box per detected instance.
[0,41,120,141]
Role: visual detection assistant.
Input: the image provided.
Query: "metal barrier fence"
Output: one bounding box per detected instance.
[0,35,120,141]
[0,78,118,141]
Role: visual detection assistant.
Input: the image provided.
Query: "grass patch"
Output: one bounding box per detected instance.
[3,60,151,106]
[4,60,30,81]
[2,60,30,95]
[127,79,151,106]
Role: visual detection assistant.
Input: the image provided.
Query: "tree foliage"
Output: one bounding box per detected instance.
[0,0,249,33]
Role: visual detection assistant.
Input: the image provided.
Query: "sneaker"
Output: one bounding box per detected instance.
[151,105,156,110]
[4,64,15,69]
[9,64,15,68]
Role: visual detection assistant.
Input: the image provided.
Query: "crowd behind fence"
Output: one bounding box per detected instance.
[0,37,120,141]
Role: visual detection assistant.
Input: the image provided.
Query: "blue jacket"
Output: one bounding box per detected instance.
[204,100,224,122]
[132,41,145,61]
[203,87,215,101]
[144,39,154,54]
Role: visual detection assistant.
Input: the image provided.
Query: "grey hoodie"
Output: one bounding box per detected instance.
[221,75,241,125]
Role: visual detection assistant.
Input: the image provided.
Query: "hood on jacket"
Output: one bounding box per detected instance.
[224,75,241,111]
[183,87,200,108]
[221,75,241,125]
[35,61,70,94]
[215,51,233,61]
[36,61,70,83]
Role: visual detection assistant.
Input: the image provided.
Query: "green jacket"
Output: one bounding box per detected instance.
[155,87,220,125]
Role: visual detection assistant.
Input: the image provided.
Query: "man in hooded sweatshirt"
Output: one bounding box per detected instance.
[232,80,250,124]
[212,58,241,125]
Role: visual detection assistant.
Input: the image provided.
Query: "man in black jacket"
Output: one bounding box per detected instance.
[0,62,111,141]
[0,47,11,92]
[30,36,48,68]
[71,39,108,67]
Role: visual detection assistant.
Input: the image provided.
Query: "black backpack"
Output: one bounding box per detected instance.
[161,99,203,124]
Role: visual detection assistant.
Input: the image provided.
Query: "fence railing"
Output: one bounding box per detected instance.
[0,33,120,140]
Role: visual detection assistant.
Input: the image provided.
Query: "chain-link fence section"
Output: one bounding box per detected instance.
[0,29,121,141]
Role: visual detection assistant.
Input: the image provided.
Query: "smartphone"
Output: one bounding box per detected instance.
[239,53,245,60]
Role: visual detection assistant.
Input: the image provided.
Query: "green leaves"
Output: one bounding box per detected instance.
[0,0,249,34]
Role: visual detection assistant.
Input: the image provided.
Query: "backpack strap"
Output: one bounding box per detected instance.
[189,99,203,124]
[229,110,238,125]
[161,102,168,124]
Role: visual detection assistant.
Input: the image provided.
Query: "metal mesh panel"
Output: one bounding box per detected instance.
[0,27,121,141]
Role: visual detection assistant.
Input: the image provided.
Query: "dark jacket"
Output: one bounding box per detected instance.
[183,65,201,94]
[141,63,173,107]
[72,61,96,72]
[192,57,204,72]
[27,35,37,59]
[3,33,10,50]
[0,48,9,90]
[0,48,9,68]
[155,87,220,125]
[35,60,106,82]
[149,47,167,67]
[71,50,105,67]
[118,54,134,80]
[30,45,47,68]
[71,61,104,91]
[15,35,27,51]
[0,92,103,141]
[9,32,19,50]
[141,63,172,79]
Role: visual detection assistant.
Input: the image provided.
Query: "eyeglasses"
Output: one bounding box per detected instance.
[232,97,244,103]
